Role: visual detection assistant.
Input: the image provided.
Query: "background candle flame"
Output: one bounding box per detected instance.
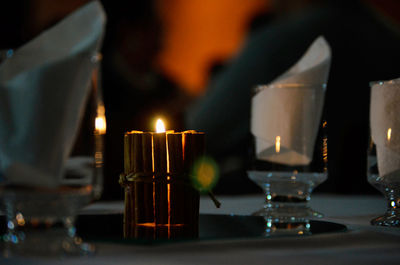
[275,136,281,153]
[156,119,166,133]
[387,128,392,142]
[95,104,106,135]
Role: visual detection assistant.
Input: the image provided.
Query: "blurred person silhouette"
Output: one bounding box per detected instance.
[186,0,400,194]
[100,0,274,199]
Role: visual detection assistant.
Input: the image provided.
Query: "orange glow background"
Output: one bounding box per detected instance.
[156,0,269,96]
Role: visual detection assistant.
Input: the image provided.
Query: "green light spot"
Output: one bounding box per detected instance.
[191,156,219,193]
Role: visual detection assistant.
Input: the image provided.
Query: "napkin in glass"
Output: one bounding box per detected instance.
[251,36,331,165]
[0,1,106,187]
[370,78,400,179]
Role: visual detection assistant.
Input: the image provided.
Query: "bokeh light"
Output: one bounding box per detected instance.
[190,156,219,193]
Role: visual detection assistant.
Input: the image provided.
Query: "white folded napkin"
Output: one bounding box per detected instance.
[251,36,331,166]
[0,1,106,187]
[370,78,400,179]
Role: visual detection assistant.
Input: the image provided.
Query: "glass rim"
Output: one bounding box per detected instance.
[253,83,327,95]
[370,78,400,87]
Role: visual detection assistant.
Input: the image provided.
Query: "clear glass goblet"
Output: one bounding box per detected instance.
[248,83,328,235]
[368,79,400,227]
[0,50,105,256]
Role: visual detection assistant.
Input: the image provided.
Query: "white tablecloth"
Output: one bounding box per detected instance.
[2,194,400,265]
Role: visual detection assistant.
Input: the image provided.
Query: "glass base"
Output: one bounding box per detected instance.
[247,171,327,223]
[263,219,311,237]
[370,210,400,227]
[368,174,400,227]
[253,204,323,222]
[0,186,94,257]
[2,224,95,257]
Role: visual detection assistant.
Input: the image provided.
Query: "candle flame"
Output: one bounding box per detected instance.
[156,119,166,133]
[95,105,106,135]
[387,128,392,142]
[275,136,281,153]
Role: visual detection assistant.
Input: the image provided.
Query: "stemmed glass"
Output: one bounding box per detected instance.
[368,79,400,227]
[248,83,328,235]
[0,50,105,256]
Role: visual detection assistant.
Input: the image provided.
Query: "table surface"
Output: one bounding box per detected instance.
[2,194,400,265]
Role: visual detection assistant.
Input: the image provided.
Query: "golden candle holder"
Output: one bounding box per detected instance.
[120,129,205,240]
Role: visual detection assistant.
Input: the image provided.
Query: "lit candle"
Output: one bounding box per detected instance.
[93,104,106,200]
[121,118,205,240]
[94,104,106,135]
[124,119,204,176]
